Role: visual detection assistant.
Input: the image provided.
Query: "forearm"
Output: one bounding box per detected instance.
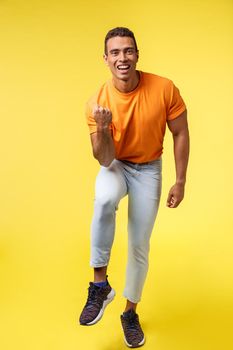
[93,126,115,167]
[173,129,190,185]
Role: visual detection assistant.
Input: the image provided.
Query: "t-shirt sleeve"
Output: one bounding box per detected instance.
[85,98,97,134]
[166,81,186,121]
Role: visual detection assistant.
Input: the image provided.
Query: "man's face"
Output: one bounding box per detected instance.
[104,36,139,81]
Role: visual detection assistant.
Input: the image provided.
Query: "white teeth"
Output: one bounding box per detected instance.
[117,65,130,70]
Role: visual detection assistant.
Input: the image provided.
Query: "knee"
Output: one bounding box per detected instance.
[94,194,118,212]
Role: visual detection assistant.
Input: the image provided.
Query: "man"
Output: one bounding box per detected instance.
[79,27,189,348]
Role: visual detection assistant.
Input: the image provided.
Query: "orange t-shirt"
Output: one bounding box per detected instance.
[86,71,186,163]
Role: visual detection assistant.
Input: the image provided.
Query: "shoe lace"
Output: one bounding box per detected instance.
[125,313,140,331]
[85,286,102,307]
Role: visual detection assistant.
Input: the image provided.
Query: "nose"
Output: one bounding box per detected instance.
[118,51,127,62]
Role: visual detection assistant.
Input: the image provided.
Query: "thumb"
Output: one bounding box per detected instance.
[166,189,173,207]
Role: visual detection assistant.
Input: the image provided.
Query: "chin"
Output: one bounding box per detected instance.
[117,71,132,79]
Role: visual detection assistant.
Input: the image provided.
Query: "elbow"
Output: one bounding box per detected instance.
[93,151,113,167]
[173,127,189,139]
[100,160,112,167]
[99,158,114,167]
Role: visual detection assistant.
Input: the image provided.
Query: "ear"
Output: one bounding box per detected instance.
[136,50,139,61]
[103,54,109,66]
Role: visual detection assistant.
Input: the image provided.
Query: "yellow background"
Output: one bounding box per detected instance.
[0,0,232,349]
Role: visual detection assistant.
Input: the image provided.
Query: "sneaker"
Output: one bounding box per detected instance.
[120,309,145,348]
[79,276,115,326]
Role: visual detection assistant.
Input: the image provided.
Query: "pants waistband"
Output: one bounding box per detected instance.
[119,158,159,166]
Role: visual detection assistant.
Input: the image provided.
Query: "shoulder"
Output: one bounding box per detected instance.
[140,71,174,90]
[87,81,109,102]
[86,81,110,110]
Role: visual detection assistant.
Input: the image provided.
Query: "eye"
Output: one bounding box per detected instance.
[126,48,134,54]
[111,50,119,56]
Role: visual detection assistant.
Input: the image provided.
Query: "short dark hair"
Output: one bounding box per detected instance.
[104,27,138,55]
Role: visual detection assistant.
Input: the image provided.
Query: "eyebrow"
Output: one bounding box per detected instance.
[109,47,135,53]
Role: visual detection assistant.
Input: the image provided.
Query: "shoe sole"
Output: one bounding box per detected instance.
[82,288,116,326]
[123,335,145,348]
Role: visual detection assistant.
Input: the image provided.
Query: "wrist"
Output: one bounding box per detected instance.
[97,124,110,132]
[176,179,186,186]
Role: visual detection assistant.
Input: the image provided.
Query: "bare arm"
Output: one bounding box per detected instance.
[166,109,190,208]
[90,105,115,167]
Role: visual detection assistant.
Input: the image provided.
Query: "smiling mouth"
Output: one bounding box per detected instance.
[117,64,130,72]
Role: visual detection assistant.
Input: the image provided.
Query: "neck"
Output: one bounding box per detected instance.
[112,71,140,93]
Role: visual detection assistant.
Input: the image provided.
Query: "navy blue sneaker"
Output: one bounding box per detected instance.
[120,309,145,348]
[79,276,115,325]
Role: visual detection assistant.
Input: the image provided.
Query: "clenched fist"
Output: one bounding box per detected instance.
[93,105,112,129]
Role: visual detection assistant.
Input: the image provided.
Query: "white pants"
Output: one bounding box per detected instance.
[90,158,162,303]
